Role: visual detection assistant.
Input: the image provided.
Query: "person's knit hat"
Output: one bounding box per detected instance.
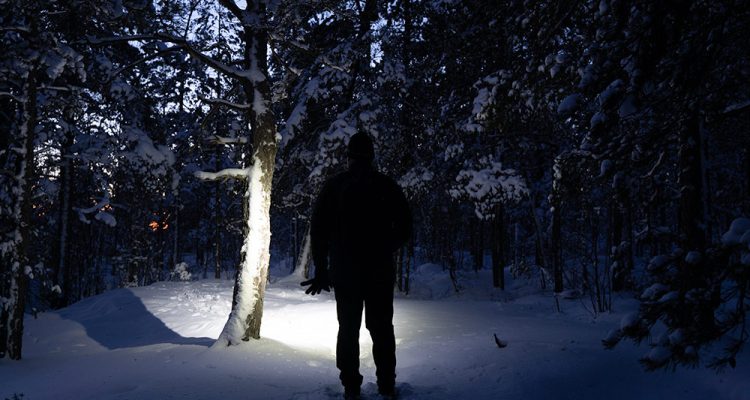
[347,132,374,162]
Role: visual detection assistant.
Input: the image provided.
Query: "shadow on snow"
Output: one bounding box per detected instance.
[57,288,213,349]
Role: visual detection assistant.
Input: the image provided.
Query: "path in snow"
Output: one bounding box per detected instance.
[1,275,748,400]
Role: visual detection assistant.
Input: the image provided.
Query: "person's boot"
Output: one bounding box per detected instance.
[343,385,360,400]
[377,382,396,399]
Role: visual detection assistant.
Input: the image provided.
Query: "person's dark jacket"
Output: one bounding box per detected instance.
[310,161,412,287]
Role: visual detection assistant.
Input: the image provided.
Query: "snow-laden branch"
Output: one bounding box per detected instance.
[198,95,251,111]
[207,135,249,145]
[39,85,74,92]
[194,168,249,181]
[74,197,117,227]
[0,92,26,103]
[449,157,529,220]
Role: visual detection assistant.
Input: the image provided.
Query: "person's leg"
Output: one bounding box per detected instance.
[364,283,396,393]
[335,286,364,392]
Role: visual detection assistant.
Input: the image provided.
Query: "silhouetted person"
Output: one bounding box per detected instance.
[302,132,412,400]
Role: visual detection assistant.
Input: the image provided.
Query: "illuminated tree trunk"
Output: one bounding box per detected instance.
[294,226,312,279]
[215,0,278,344]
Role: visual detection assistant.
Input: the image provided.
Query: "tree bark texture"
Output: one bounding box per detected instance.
[2,70,37,360]
[216,1,278,344]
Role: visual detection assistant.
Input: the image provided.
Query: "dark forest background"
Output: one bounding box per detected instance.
[1,0,749,369]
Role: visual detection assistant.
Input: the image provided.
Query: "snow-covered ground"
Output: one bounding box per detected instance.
[2,267,748,400]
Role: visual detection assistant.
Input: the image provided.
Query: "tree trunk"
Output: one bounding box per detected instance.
[2,70,37,360]
[214,145,222,279]
[405,236,413,295]
[291,215,299,270]
[550,200,563,293]
[529,195,547,289]
[610,199,624,291]
[550,155,565,293]
[215,4,278,344]
[294,225,312,279]
[53,108,75,307]
[341,0,377,104]
[491,204,505,289]
[678,115,705,251]
[172,204,180,266]
[471,217,482,271]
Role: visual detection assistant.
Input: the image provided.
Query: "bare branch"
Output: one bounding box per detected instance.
[320,55,350,73]
[199,84,243,130]
[198,95,252,111]
[268,44,301,76]
[86,33,253,82]
[723,99,750,115]
[269,32,310,51]
[182,0,200,39]
[0,26,30,34]
[85,34,158,44]
[109,46,182,80]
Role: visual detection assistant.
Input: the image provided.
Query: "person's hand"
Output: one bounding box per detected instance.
[301,276,330,295]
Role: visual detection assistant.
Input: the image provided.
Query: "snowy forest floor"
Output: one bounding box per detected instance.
[1,266,749,400]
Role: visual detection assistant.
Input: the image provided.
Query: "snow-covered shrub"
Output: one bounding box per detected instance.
[603,218,750,370]
[171,262,192,282]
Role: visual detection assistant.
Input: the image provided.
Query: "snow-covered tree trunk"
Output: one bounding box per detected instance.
[293,226,312,279]
[1,69,37,360]
[215,2,278,344]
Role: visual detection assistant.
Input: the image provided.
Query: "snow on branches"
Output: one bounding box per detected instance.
[449,156,528,220]
[398,166,434,199]
[74,196,117,228]
[603,218,750,371]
